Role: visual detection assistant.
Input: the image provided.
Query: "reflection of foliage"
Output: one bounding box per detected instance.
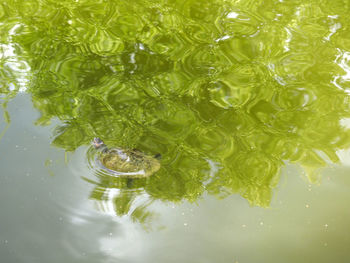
[1,9,32,137]
[84,175,157,225]
[1,0,350,218]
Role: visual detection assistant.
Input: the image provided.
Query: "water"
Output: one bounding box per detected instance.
[1,0,350,262]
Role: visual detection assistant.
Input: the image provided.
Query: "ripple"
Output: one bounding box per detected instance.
[270,52,316,83]
[183,22,219,44]
[17,0,40,17]
[219,37,260,63]
[180,45,219,77]
[186,126,235,159]
[109,15,143,40]
[208,64,263,108]
[88,30,124,56]
[181,0,224,23]
[274,85,317,110]
[149,32,189,58]
[87,146,111,178]
[208,80,254,109]
[216,9,262,37]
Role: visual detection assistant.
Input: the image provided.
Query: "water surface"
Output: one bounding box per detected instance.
[1,0,350,262]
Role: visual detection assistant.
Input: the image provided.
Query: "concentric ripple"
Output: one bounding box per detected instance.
[86,146,112,178]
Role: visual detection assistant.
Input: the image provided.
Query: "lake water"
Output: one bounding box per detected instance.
[1,0,350,262]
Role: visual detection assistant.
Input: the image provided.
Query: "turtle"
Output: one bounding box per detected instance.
[92,137,161,178]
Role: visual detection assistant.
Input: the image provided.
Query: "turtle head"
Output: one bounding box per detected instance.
[92,137,105,149]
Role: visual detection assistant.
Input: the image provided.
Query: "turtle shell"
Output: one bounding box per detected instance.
[98,147,160,178]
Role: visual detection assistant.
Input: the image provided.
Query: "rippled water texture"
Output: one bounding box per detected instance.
[1,0,350,261]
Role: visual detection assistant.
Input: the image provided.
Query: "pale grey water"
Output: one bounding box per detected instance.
[1,94,350,263]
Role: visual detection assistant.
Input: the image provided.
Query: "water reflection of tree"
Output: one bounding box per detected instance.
[1,0,350,223]
[83,175,156,225]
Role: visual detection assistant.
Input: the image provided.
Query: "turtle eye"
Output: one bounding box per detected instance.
[92,137,104,148]
[94,137,103,144]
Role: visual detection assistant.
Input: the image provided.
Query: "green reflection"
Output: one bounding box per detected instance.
[1,0,350,221]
